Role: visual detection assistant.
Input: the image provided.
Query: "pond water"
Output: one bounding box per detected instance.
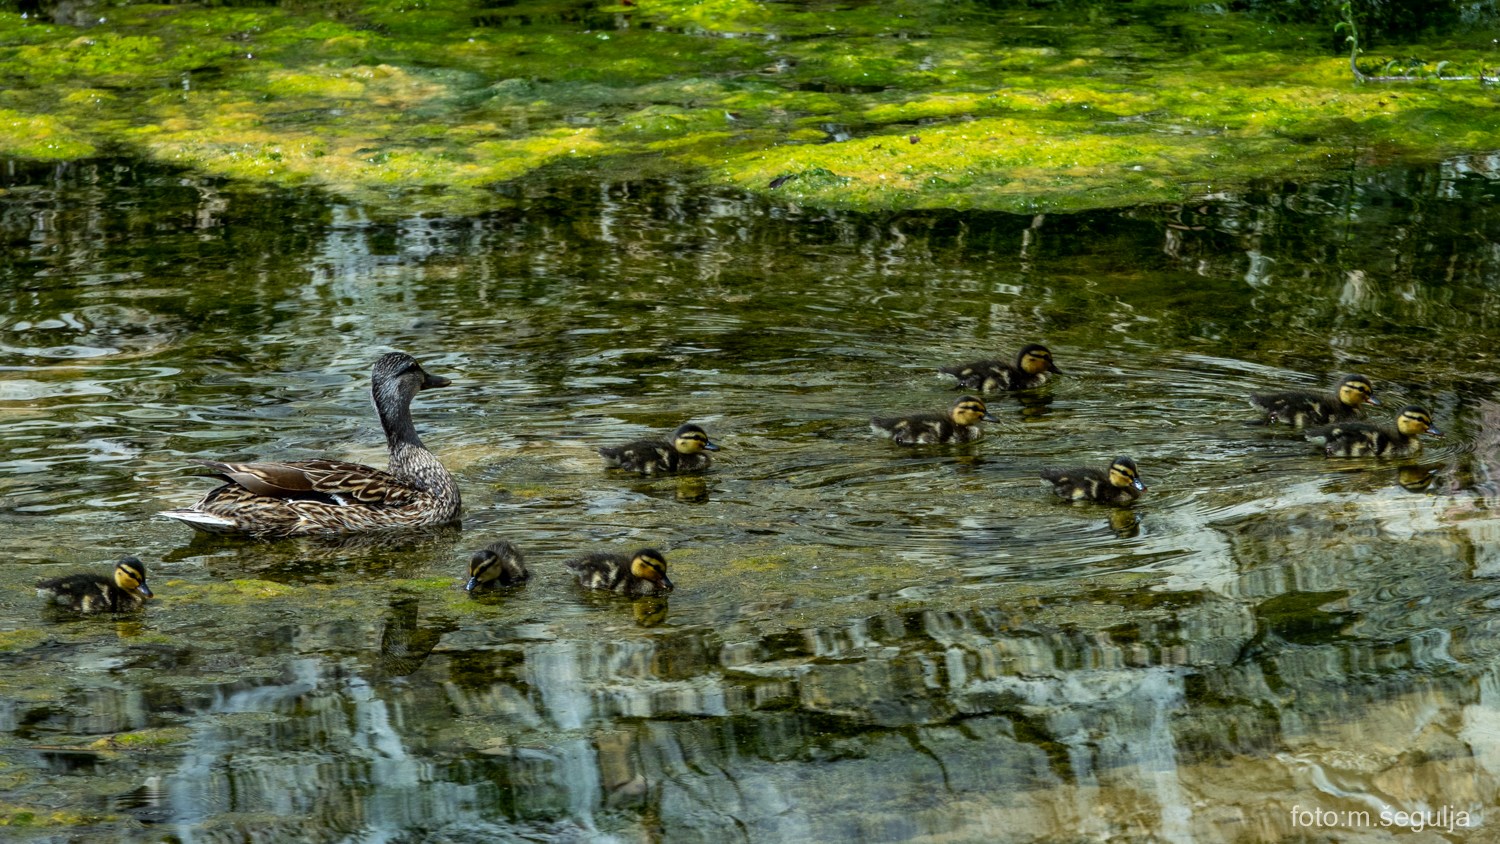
[1,155,1500,841]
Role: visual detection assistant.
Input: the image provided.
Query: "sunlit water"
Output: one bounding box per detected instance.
[1,156,1500,841]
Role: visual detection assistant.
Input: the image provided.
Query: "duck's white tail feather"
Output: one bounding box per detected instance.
[158,509,237,533]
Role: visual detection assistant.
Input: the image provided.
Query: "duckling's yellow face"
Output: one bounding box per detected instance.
[630,550,674,590]
[673,426,719,455]
[1336,377,1376,408]
[1019,346,1059,375]
[950,397,996,426]
[114,558,153,599]
[1109,459,1146,491]
[1395,406,1440,438]
[467,552,499,587]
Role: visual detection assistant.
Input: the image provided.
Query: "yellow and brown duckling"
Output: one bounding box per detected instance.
[1250,373,1377,428]
[1306,405,1441,458]
[939,343,1061,393]
[565,547,673,596]
[599,423,719,475]
[1041,457,1146,505]
[465,540,530,592]
[37,556,154,613]
[160,352,462,537]
[871,395,997,445]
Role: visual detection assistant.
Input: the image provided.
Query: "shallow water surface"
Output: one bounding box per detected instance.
[1,157,1500,841]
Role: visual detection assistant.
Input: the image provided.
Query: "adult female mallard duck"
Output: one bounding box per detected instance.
[160,352,462,537]
[939,343,1061,392]
[37,556,153,613]
[566,547,673,596]
[599,423,719,475]
[1306,405,1442,458]
[466,540,530,592]
[1250,373,1377,428]
[871,395,997,444]
[1041,456,1146,505]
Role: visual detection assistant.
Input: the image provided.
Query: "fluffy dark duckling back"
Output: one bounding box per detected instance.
[565,547,674,596]
[1250,373,1377,428]
[466,540,530,591]
[37,556,154,613]
[599,423,719,475]
[939,343,1061,392]
[1306,405,1441,458]
[871,396,998,445]
[1041,457,1146,505]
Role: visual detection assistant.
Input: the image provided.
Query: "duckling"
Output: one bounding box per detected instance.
[939,343,1061,392]
[37,556,154,613]
[1306,405,1441,458]
[871,395,997,445]
[465,540,529,592]
[599,423,719,475]
[1040,456,1146,505]
[1250,373,1377,428]
[565,547,673,596]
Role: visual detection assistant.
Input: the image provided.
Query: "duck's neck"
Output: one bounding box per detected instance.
[377,388,426,454]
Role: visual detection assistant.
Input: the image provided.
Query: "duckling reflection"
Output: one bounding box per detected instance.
[939,343,1061,392]
[466,540,529,592]
[377,596,452,678]
[566,547,674,596]
[1397,464,1439,492]
[1306,405,1442,458]
[1250,373,1377,428]
[1040,456,1146,505]
[37,556,153,614]
[599,423,719,475]
[633,596,670,627]
[871,396,998,445]
[1108,509,1142,538]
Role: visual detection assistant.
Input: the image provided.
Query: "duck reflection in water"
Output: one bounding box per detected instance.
[377,596,453,679]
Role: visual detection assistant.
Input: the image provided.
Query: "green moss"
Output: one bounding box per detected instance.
[0,629,47,653]
[0,0,1496,215]
[0,806,101,827]
[90,727,191,749]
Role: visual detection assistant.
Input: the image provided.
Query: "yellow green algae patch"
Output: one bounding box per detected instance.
[0,1,1497,215]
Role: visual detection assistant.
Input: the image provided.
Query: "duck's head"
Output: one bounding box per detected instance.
[629,548,673,591]
[1395,405,1441,438]
[372,352,451,405]
[950,396,999,426]
[466,541,523,592]
[1017,344,1062,376]
[1108,457,1146,491]
[672,424,720,455]
[114,556,153,599]
[1335,374,1378,409]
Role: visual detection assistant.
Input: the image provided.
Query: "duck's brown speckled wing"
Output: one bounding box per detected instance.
[196,458,424,507]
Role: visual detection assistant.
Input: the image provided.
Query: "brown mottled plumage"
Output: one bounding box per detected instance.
[566,548,673,596]
[1250,374,1377,428]
[599,423,719,475]
[939,343,1061,392]
[1306,405,1441,458]
[37,556,154,613]
[1041,457,1146,505]
[160,353,462,538]
[466,540,530,592]
[871,395,997,445]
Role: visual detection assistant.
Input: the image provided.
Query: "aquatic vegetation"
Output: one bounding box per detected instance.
[0,1,1496,213]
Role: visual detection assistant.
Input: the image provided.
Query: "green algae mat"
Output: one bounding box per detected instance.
[2,0,1496,215]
